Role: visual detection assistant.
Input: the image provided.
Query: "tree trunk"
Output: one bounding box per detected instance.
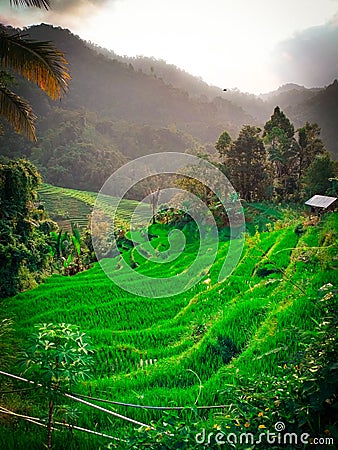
[47,398,54,450]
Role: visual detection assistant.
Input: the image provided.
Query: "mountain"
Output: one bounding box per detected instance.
[84,46,338,157]
[260,83,322,107]
[285,79,338,158]
[0,24,337,192]
[0,24,257,190]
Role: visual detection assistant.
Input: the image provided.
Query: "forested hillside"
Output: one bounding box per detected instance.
[0,24,337,193]
[0,24,253,190]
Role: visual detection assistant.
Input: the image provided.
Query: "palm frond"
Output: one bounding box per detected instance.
[0,82,36,141]
[10,0,50,9]
[0,30,70,100]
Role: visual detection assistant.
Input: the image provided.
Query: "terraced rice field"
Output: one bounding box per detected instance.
[2,212,337,448]
[38,184,149,230]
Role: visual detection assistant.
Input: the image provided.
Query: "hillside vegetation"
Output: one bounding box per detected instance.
[1,24,337,194]
[1,210,337,448]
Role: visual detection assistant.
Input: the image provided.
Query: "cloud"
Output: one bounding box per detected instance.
[0,0,117,28]
[48,0,112,14]
[272,16,338,87]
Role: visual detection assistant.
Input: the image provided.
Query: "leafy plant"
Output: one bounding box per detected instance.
[19,323,94,449]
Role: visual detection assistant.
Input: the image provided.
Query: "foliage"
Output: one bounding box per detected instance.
[19,322,94,388]
[263,107,298,200]
[19,322,94,449]
[215,130,231,157]
[216,107,335,203]
[216,289,337,447]
[302,152,336,197]
[0,159,55,297]
[49,224,92,275]
[111,413,205,449]
[0,23,250,188]
[0,24,69,141]
[221,125,271,201]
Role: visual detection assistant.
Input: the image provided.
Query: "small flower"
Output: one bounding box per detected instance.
[213,424,221,430]
[244,422,250,428]
[258,412,264,417]
[225,415,230,418]
[324,429,331,436]
[283,364,287,369]
[258,424,266,429]
[235,423,240,427]
[225,426,230,429]
[265,408,269,411]
[145,427,151,431]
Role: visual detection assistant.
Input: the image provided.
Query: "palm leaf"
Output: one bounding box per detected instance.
[10,0,50,10]
[0,28,70,100]
[0,82,36,141]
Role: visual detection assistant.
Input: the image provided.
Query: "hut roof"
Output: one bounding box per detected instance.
[305,195,337,209]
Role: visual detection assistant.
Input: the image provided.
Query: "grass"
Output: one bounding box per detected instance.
[0,205,337,449]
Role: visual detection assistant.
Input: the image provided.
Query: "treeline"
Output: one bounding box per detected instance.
[216,106,337,202]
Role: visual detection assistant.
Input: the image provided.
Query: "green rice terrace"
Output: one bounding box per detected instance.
[38,183,149,231]
[0,191,337,449]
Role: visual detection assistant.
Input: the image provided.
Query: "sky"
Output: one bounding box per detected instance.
[1,0,337,94]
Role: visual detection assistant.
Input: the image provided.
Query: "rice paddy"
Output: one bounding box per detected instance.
[1,194,337,449]
[38,184,149,231]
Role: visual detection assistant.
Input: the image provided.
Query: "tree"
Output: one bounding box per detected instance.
[49,223,91,275]
[302,152,336,197]
[0,20,69,141]
[215,130,232,157]
[263,106,297,199]
[19,323,94,450]
[263,106,294,139]
[221,125,270,201]
[296,122,326,185]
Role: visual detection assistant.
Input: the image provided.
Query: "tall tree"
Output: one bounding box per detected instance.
[263,106,297,199]
[221,125,270,201]
[215,130,232,158]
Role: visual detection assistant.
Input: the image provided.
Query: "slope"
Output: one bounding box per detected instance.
[1,212,337,448]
